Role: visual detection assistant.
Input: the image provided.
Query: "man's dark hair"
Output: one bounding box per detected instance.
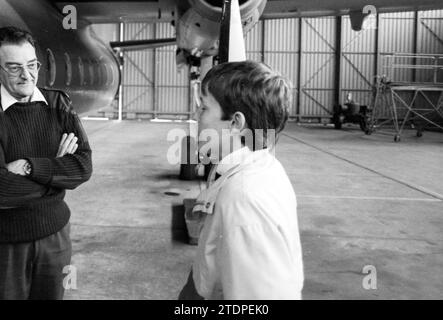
[0,26,35,49]
[202,60,292,150]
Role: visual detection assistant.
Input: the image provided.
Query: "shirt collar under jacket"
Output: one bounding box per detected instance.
[0,85,48,111]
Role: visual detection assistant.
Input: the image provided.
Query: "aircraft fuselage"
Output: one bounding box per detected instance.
[0,0,120,115]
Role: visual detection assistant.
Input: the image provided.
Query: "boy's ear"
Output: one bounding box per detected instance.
[230,112,247,133]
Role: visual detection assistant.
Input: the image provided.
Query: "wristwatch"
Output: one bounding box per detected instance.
[23,161,32,176]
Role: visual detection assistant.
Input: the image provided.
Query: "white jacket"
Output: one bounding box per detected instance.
[192,147,304,300]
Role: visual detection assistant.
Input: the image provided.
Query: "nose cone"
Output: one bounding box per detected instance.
[219,0,246,63]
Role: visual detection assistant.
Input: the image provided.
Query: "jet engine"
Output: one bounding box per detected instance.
[176,0,267,60]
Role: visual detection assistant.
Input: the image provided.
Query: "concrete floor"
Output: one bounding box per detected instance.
[64,120,443,300]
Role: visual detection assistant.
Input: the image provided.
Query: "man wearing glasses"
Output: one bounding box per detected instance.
[0,26,92,300]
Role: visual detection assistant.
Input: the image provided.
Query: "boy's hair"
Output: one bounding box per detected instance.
[202,60,291,150]
[0,26,35,49]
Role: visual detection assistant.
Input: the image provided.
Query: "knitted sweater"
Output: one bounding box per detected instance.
[0,88,92,243]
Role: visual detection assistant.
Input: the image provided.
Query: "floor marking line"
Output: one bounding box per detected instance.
[84,121,116,137]
[298,195,442,202]
[70,223,166,230]
[282,133,443,201]
[301,233,441,244]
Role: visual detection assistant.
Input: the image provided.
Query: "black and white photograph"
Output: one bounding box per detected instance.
[0,0,442,307]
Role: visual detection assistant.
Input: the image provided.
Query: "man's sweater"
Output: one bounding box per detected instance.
[0,88,92,243]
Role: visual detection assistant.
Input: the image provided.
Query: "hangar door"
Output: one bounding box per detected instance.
[299,17,337,119]
[121,23,190,119]
[340,16,376,110]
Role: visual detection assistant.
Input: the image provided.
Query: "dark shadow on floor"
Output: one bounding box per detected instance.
[171,204,189,244]
[153,173,183,181]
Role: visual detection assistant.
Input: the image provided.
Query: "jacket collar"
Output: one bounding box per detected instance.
[194,148,271,215]
[215,146,253,176]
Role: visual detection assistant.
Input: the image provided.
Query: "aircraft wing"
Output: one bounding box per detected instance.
[53,0,443,24]
[51,0,443,56]
[110,38,177,51]
[53,0,178,24]
[262,0,443,19]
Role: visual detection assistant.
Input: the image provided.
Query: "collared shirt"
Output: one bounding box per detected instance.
[192,147,304,300]
[0,85,47,111]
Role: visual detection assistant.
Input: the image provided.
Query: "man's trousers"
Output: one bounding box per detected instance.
[0,223,72,300]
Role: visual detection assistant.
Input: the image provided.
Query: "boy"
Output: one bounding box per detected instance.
[179,60,304,300]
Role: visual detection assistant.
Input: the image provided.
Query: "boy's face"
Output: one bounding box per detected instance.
[197,91,232,161]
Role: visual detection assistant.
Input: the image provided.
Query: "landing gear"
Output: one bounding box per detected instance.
[179,55,202,181]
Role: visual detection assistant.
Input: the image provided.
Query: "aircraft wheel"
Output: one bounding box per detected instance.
[417,131,423,138]
[394,135,401,142]
[179,135,198,180]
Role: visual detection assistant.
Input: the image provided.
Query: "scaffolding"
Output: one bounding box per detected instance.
[367,53,443,142]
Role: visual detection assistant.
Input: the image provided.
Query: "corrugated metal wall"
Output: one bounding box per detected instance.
[377,12,416,117]
[263,18,299,118]
[417,10,443,83]
[121,22,189,118]
[299,17,337,118]
[122,23,155,115]
[416,10,443,122]
[119,10,443,120]
[379,12,416,82]
[341,16,376,108]
[155,23,190,116]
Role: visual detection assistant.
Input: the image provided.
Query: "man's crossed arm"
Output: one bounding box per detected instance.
[0,133,82,208]
[6,133,79,176]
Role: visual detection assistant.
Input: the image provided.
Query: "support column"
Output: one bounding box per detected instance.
[117,22,124,122]
[153,23,157,119]
[261,20,265,63]
[413,11,419,82]
[296,18,302,122]
[334,16,343,108]
[374,13,380,81]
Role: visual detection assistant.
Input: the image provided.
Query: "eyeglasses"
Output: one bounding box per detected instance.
[0,61,41,76]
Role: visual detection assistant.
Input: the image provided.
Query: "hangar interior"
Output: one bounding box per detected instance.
[92,10,443,128]
[1,0,443,301]
[65,8,443,300]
